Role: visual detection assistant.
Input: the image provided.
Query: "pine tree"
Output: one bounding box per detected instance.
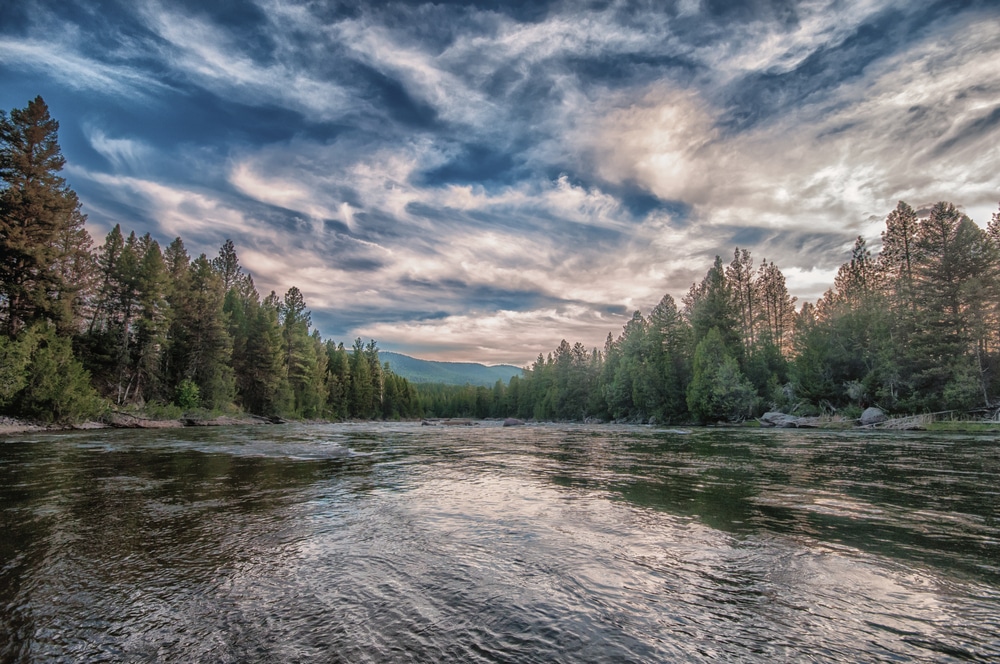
[790,301,839,406]
[907,202,995,408]
[878,201,920,312]
[280,286,322,417]
[15,324,101,423]
[238,292,288,415]
[726,247,757,354]
[170,255,234,409]
[212,238,242,293]
[647,293,691,422]
[325,340,351,420]
[827,237,892,406]
[365,339,383,416]
[0,330,36,408]
[0,96,91,335]
[126,233,168,404]
[687,327,755,423]
[832,236,880,307]
[161,237,191,394]
[755,259,796,356]
[684,255,741,360]
[349,337,374,418]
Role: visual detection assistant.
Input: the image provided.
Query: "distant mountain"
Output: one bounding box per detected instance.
[381,351,523,387]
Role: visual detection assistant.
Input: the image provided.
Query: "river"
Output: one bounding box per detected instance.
[1,422,998,662]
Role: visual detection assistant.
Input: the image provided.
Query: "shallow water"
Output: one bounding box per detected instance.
[1,423,998,662]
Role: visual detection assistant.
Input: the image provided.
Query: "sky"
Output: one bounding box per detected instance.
[2,0,999,366]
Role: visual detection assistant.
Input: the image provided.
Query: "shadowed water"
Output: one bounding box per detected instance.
[1,423,998,662]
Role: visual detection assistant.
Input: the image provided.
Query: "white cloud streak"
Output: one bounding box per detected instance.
[13,0,999,365]
[137,1,356,121]
[0,38,165,97]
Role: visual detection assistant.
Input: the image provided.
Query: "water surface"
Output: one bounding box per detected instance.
[1,423,998,662]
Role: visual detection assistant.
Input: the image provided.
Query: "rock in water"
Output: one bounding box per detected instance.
[860,407,888,426]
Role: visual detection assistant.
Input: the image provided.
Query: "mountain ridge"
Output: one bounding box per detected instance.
[381,351,523,387]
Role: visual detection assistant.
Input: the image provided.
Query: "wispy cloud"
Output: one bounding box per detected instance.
[0,37,165,97]
[137,1,357,121]
[570,9,1000,243]
[85,127,152,173]
[355,306,623,365]
[4,0,998,364]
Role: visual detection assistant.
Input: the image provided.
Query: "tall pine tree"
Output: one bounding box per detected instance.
[0,96,91,335]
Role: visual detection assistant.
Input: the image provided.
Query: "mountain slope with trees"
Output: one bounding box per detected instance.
[380,352,522,386]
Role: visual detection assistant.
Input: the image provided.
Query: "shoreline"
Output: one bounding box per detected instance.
[0,414,288,437]
[3,415,998,438]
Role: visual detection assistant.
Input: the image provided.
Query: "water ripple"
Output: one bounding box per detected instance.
[1,423,998,661]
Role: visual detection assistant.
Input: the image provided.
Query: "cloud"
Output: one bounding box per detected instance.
[85,127,152,173]
[7,0,1000,365]
[570,8,1000,245]
[0,37,165,97]
[71,168,280,251]
[137,1,356,122]
[354,306,622,365]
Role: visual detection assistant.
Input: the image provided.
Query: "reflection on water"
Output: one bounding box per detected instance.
[1,423,998,662]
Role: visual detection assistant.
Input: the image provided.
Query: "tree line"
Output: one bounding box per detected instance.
[422,201,1000,423]
[4,96,999,425]
[0,96,420,422]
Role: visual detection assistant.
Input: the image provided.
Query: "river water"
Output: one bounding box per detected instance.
[1,422,998,662]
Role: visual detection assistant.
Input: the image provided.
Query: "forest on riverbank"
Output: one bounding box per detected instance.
[3,96,1000,425]
[0,97,420,423]
[419,198,1000,423]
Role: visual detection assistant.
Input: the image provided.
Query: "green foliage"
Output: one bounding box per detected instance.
[0,97,429,425]
[415,382,495,419]
[280,287,325,418]
[349,338,375,418]
[4,96,998,427]
[840,404,863,421]
[0,97,92,337]
[941,359,984,411]
[16,325,102,423]
[685,255,741,359]
[175,379,200,410]
[687,328,757,423]
[0,330,37,406]
[141,400,184,420]
[233,291,288,416]
[169,255,235,410]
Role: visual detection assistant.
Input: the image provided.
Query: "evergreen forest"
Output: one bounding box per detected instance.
[3,96,1000,425]
[458,199,1000,423]
[0,97,419,423]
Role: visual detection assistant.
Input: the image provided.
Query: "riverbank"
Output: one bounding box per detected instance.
[0,413,288,437]
[4,413,998,438]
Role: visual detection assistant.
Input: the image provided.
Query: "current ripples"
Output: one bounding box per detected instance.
[1,422,998,662]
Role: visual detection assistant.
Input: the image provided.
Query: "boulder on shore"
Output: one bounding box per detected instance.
[502,418,525,427]
[860,407,888,426]
[759,411,801,428]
